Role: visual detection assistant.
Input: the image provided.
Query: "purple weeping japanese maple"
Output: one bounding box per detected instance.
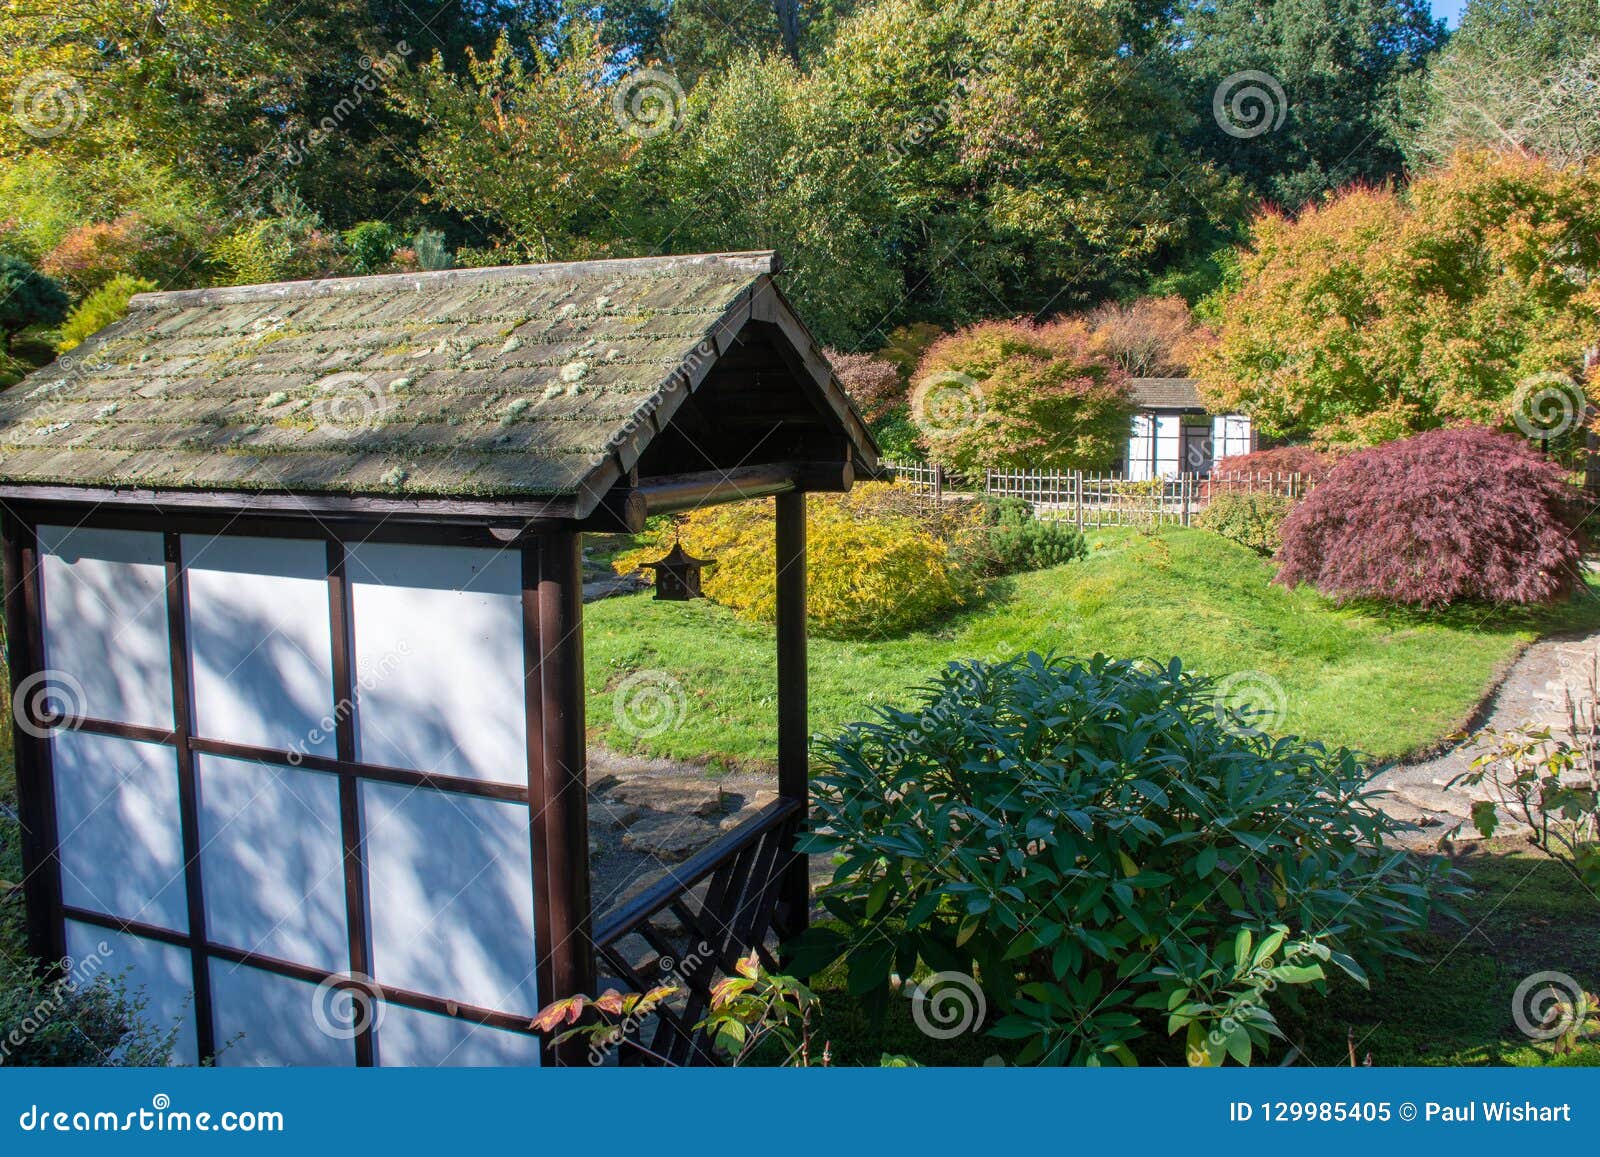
[1274,426,1587,607]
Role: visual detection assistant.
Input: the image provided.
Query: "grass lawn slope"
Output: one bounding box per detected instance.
[585,527,1600,769]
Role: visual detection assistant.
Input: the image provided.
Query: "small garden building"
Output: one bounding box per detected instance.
[1123,377,1254,480]
[0,251,876,1066]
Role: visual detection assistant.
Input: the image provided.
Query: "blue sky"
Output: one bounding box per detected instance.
[1431,0,1468,28]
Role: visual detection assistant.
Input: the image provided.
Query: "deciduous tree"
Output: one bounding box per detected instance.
[912,319,1133,472]
[1194,151,1600,449]
[1177,0,1445,209]
[1401,0,1600,168]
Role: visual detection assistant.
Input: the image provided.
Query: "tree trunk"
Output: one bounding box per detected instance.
[772,0,803,64]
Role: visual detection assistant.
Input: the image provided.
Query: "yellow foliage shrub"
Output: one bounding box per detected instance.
[614,482,982,639]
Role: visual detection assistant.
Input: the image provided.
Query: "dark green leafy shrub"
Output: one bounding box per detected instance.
[342,221,401,274]
[1,963,179,1066]
[977,498,1087,574]
[872,409,921,462]
[798,653,1462,1066]
[1196,492,1295,555]
[0,255,68,350]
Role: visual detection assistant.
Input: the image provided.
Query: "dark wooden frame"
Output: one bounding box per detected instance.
[0,253,887,1067]
[591,798,803,1065]
[2,478,815,1067]
[0,502,575,1064]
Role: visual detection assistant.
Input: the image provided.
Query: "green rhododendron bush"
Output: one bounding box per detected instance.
[796,653,1462,1066]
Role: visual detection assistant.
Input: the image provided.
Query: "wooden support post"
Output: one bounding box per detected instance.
[163,533,217,1062]
[535,531,594,1060]
[1,515,65,970]
[325,538,375,1067]
[774,491,810,941]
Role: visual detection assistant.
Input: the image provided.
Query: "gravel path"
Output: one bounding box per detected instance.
[1370,629,1600,848]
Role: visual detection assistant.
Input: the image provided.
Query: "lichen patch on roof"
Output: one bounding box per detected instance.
[0,252,783,500]
[1129,377,1206,411]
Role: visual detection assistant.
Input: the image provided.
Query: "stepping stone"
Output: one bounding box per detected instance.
[718,789,781,831]
[607,780,726,818]
[620,814,723,862]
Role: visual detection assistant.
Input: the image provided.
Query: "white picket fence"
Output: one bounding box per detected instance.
[886,462,1308,528]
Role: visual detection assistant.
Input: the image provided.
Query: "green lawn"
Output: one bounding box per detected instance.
[803,841,1600,1068]
[585,526,1600,769]
[1276,843,1600,1066]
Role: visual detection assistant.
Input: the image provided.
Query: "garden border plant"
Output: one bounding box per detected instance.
[792,652,1466,1065]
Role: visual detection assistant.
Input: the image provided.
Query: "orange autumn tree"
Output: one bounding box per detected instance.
[1194,151,1600,450]
[1084,295,1202,377]
[911,318,1133,472]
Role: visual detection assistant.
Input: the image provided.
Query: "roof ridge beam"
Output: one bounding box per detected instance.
[128,252,782,311]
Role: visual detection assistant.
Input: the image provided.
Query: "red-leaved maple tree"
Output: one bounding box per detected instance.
[1274,427,1586,607]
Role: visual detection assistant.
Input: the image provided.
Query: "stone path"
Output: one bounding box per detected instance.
[586,749,782,918]
[1370,630,1600,848]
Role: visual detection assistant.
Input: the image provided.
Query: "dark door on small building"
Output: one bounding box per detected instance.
[1181,419,1214,475]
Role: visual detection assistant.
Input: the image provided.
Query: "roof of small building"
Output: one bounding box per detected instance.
[1129,377,1206,411]
[0,252,873,515]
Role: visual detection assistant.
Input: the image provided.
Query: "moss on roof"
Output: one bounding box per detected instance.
[1129,377,1206,411]
[0,253,781,500]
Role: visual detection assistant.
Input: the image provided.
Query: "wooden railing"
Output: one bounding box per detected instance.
[985,469,1307,528]
[883,459,946,503]
[591,798,804,1066]
[888,462,1308,524]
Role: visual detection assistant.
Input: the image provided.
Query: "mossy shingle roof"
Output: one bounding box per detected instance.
[1128,377,1207,411]
[0,252,813,503]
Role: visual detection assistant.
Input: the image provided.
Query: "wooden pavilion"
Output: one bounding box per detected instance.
[0,251,877,1066]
